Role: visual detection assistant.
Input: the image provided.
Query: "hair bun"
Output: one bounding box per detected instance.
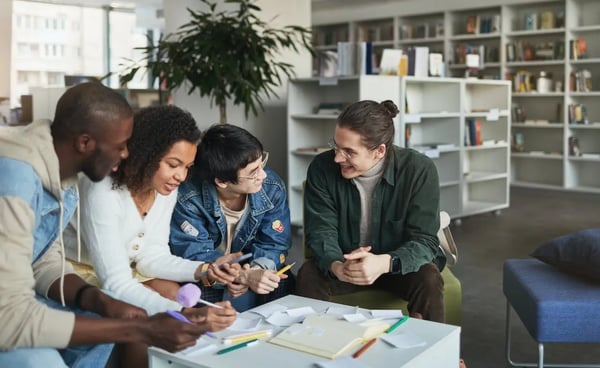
[381,100,399,118]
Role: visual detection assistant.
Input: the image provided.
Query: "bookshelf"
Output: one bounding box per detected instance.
[311,0,600,194]
[287,76,510,225]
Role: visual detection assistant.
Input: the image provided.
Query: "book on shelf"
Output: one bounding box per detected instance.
[336,41,374,76]
[512,133,525,152]
[411,142,456,151]
[429,53,444,77]
[570,38,588,60]
[512,105,526,122]
[568,103,589,124]
[525,12,538,30]
[317,50,338,78]
[570,70,592,92]
[313,102,348,115]
[406,46,429,78]
[539,11,555,29]
[466,118,482,146]
[269,314,390,359]
[379,49,403,76]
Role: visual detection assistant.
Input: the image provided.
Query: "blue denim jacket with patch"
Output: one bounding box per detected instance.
[169,168,291,270]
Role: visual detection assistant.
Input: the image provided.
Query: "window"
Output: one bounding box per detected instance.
[11,1,158,107]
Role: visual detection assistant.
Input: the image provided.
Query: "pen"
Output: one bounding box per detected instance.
[385,316,409,333]
[166,310,193,324]
[216,338,259,355]
[196,298,224,309]
[352,337,376,359]
[223,329,272,344]
[276,262,296,276]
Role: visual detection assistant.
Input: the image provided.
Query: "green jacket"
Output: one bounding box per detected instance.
[304,146,446,276]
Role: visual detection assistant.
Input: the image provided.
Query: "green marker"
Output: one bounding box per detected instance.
[385,316,409,333]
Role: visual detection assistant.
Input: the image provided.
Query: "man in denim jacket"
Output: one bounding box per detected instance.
[170,124,293,311]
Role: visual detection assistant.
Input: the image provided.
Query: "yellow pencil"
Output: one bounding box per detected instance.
[224,330,272,345]
[276,262,296,276]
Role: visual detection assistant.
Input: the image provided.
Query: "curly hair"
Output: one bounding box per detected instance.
[111,105,201,192]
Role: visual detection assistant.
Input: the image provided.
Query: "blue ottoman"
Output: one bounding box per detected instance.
[503,259,600,368]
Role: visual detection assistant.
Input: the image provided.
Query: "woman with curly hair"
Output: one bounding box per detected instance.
[63,105,238,318]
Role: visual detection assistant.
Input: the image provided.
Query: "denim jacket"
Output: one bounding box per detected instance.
[0,120,78,349]
[170,168,291,270]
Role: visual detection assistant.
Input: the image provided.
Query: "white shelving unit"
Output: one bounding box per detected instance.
[287,75,400,226]
[287,76,511,225]
[311,0,600,194]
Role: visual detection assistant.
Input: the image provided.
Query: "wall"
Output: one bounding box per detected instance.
[1,0,12,98]
[162,0,312,182]
[313,0,548,24]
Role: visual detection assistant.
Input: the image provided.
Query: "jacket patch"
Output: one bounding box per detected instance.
[279,253,286,264]
[180,220,199,237]
[271,219,284,233]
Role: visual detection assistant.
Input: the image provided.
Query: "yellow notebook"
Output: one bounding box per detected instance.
[269,314,389,359]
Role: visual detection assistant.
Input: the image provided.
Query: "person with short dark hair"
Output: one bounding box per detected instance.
[296,99,446,322]
[170,124,293,311]
[0,83,219,367]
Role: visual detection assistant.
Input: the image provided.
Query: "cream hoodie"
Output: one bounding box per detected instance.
[0,120,78,350]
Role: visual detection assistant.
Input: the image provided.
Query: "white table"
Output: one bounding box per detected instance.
[149,295,460,368]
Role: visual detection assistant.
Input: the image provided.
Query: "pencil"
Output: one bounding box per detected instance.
[276,262,296,276]
[352,337,376,359]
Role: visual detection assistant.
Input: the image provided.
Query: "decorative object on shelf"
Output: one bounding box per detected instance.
[118,0,313,124]
[536,71,553,93]
[568,136,581,157]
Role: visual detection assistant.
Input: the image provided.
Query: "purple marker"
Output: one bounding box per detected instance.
[167,309,192,324]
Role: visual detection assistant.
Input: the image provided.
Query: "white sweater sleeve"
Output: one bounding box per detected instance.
[134,189,203,280]
[78,177,183,315]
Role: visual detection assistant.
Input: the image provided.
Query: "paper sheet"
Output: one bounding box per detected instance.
[266,310,305,326]
[370,309,404,320]
[249,302,287,318]
[228,315,262,331]
[325,306,358,317]
[380,332,427,349]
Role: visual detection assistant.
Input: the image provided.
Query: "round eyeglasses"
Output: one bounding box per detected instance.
[237,151,269,183]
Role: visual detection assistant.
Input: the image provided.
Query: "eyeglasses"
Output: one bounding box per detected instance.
[328,138,353,160]
[237,151,269,183]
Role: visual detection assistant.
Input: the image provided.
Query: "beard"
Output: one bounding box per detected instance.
[81,149,115,182]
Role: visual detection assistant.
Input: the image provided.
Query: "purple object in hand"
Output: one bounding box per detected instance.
[177,283,201,308]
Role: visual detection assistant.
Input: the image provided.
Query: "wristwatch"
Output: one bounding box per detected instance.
[389,254,401,274]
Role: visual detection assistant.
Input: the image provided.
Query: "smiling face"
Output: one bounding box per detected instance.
[151,140,197,195]
[332,126,386,179]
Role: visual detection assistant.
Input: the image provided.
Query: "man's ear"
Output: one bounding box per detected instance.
[75,134,95,154]
[214,177,228,189]
[375,144,386,159]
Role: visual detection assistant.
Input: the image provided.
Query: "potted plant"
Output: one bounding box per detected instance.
[119,0,313,124]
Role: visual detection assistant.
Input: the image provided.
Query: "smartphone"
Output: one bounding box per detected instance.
[198,253,253,278]
[223,252,253,266]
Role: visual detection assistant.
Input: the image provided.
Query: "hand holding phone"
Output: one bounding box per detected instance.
[197,253,253,278]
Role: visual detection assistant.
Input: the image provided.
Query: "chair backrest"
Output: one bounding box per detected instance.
[438,211,458,267]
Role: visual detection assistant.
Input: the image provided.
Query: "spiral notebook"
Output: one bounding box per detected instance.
[269,314,389,359]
